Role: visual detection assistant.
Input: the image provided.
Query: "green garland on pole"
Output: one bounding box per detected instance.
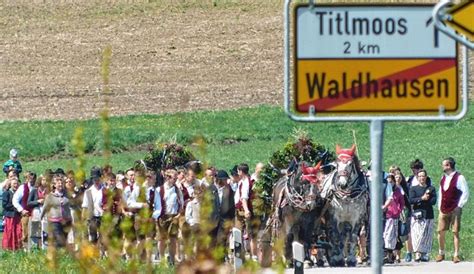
[141,143,196,172]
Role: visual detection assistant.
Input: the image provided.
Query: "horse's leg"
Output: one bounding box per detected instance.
[284,230,294,267]
[341,222,350,265]
[258,226,273,267]
[282,211,295,268]
[346,223,359,267]
[328,219,345,267]
[357,225,368,264]
[301,211,316,267]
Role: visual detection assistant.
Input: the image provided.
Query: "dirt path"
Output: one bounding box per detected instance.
[0,1,472,121]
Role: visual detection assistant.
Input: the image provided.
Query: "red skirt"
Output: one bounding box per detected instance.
[2,216,22,251]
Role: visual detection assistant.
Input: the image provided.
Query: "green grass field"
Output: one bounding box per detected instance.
[0,104,473,267]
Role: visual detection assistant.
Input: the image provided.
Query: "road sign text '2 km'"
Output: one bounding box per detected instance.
[294,4,459,114]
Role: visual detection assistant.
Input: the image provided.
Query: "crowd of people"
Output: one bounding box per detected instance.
[0,147,470,267]
[380,158,469,264]
[0,148,265,265]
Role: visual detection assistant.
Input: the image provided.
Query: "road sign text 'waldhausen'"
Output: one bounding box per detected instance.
[295,4,459,114]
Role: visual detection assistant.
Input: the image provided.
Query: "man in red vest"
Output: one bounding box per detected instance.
[435,157,469,263]
[12,171,36,249]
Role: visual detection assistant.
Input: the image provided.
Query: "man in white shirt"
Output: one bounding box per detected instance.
[121,168,138,260]
[234,163,258,261]
[122,169,135,204]
[12,171,36,249]
[157,169,183,265]
[81,169,104,245]
[124,168,150,259]
[436,157,469,263]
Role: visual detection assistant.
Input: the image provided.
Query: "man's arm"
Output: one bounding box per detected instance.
[457,175,470,208]
[240,178,251,216]
[127,187,145,209]
[152,187,162,219]
[81,189,90,220]
[185,202,193,225]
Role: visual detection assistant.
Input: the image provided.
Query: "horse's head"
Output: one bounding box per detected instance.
[287,161,322,211]
[335,144,361,189]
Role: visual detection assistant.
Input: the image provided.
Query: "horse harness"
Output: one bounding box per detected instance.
[261,172,318,241]
[333,167,368,198]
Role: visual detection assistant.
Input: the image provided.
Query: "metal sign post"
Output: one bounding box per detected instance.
[370,120,384,273]
[283,1,470,274]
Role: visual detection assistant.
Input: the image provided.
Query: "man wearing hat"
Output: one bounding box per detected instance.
[3,149,22,176]
[209,170,235,261]
[80,166,102,193]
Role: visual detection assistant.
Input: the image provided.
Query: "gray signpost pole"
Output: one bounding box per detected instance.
[370,120,384,274]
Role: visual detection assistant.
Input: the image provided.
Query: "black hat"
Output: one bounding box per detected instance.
[54,168,65,176]
[216,170,230,180]
[230,165,238,176]
[90,166,102,179]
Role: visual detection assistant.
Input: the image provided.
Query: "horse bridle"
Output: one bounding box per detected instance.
[284,169,317,212]
[333,162,368,201]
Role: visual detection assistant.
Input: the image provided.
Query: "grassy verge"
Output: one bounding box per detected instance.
[0,249,174,274]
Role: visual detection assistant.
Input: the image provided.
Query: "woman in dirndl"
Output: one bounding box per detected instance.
[409,169,437,262]
[27,175,49,249]
[382,174,405,263]
[2,178,22,250]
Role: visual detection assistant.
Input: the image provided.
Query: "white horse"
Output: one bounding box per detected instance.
[321,145,369,267]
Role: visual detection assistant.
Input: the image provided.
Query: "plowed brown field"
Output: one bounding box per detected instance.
[0,0,472,121]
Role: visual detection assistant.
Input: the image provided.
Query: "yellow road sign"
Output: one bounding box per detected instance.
[445,0,474,41]
[296,59,458,113]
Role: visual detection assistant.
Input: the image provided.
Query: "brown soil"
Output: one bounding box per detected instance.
[0,1,284,121]
[0,1,472,121]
